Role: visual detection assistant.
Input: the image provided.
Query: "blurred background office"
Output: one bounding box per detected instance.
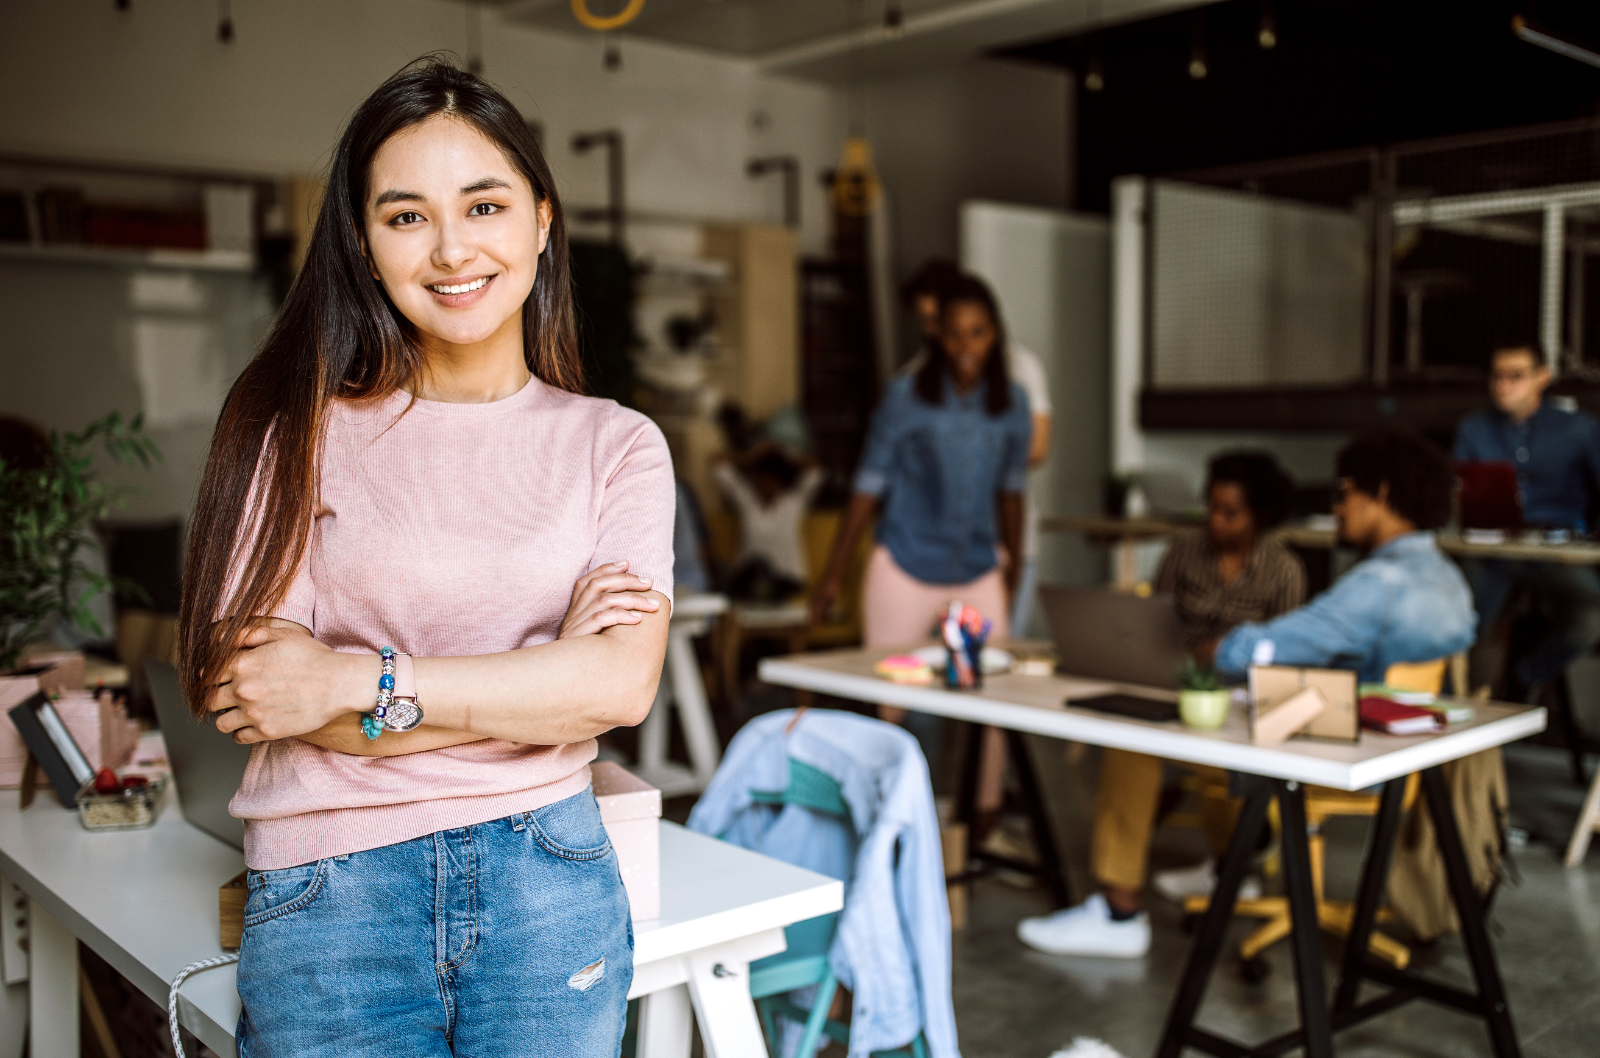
[9,1,1600,1056]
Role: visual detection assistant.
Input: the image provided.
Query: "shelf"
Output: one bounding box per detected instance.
[0,242,253,272]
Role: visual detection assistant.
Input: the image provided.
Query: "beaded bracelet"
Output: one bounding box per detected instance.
[362,646,424,739]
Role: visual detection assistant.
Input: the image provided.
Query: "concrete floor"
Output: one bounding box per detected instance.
[943,738,1600,1058]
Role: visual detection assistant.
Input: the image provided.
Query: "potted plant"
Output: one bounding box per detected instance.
[1,413,159,673]
[1177,661,1232,730]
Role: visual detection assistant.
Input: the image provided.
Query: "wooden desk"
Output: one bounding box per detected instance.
[0,789,840,1058]
[1044,516,1600,588]
[760,647,1545,1058]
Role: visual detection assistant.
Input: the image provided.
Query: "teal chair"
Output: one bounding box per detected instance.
[745,759,929,1058]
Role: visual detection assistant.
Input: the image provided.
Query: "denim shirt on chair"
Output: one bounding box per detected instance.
[852,374,1031,585]
[687,709,959,1058]
[1215,531,1477,684]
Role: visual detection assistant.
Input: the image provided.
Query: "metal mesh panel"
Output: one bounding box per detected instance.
[1150,179,1366,388]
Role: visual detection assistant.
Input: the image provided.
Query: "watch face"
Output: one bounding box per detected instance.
[382,699,424,733]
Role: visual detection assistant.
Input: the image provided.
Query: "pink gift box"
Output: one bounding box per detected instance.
[591,761,661,922]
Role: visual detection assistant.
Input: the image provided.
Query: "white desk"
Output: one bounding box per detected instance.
[760,646,1545,1058]
[760,647,1546,792]
[0,789,840,1058]
[637,591,729,797]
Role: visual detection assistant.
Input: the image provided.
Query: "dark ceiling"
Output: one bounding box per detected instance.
[1006,0,1600,211]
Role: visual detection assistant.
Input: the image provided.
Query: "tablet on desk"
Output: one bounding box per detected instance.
[1069,693,1180,724]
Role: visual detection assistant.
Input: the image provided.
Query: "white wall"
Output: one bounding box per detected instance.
[0,0,845,255]
[861,58,1072,357]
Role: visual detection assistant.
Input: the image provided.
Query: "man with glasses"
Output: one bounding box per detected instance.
[1453,341,1600,699]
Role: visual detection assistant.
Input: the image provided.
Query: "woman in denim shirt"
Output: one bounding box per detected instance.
[812,274,1031,818]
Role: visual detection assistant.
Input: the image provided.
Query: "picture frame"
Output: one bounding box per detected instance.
[8,691,94,808]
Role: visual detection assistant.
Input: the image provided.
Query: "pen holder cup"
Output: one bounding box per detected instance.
[944,639,986,690]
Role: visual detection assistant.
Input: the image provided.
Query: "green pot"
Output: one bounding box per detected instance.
[1179,689,1232,730]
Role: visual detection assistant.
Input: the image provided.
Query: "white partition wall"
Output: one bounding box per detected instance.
[961,201,1111,621]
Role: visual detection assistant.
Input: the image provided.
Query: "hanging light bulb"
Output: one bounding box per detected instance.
[883,2,904,39]
[1188,11,1208,79]
[1258,0,1277,49]
[830,136,882,217]
[1085,51,1105,93]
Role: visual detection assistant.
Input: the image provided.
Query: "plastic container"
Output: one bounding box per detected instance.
[77,775,167,831]
[592,761,661,921]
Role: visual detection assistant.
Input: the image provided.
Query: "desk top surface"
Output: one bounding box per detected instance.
[0,789,839,1056]
[759,646,1545,791]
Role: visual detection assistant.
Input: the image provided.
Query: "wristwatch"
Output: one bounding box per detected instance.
[382,652,425,733]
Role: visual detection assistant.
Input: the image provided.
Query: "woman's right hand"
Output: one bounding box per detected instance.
[560,561,661,639]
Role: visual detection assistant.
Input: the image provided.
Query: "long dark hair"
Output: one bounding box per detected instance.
[913,274,1013,416]
[177,56,581,715]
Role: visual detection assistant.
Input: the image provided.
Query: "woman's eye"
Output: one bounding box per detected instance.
[469,202,502,217]
[391,211,422,226]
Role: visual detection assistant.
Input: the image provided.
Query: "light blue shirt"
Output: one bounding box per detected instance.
[853,373,1031,585]
[687,710,959,1058]
[1215,531,1476,684]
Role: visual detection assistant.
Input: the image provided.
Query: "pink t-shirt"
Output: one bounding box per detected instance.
[226,378,676,869]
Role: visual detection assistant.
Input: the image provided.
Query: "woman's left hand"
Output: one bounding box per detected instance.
[210,621,370,744]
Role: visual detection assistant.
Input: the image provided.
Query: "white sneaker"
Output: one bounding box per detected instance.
[1152,858,1262,902]
[1017,893,1151,958]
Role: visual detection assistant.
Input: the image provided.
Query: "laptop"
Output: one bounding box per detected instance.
[1135,470,1202,520]
[147,658,252,850]
[1456,461,1522,531]
[1040,585,1190,701]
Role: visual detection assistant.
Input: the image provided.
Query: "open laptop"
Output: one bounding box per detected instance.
[147,658,251,850]
[1039,586,1190,713]
[1456,461,1522,531]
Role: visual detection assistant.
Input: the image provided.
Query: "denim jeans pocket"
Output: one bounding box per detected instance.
[523,793,612,861]
[243,860,328,928]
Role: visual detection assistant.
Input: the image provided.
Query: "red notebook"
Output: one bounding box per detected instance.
[1360,696,1443,735]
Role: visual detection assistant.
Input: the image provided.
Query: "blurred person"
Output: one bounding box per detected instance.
[1453,340,1600,698]
[1019,432,1474,958]
[813,274,1031,819]
[713,443,823,603]
[901,260,1053,634]
[1017,452,1305,957]
[177,59,672,1054]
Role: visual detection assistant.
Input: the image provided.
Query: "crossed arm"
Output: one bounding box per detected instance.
[208,562,669,756]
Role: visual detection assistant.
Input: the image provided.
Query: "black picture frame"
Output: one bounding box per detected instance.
[9,691,93,808]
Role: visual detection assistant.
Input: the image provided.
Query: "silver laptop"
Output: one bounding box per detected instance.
[1135,470,1201,519]
[1039,586,1190,690]
[147,658,251,850]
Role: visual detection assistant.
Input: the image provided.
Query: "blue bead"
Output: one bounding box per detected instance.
[379,674,394,690]
[380,646,395,658]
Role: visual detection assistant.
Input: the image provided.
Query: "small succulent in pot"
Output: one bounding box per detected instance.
[1177,661,1231,730]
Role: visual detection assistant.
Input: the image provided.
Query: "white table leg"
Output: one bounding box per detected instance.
[1566,766,1600,866]
[27,901,76,1058]
[639,670,673,775]
[666,625,722,789]
[636,982,694,1058]
[684,949,765,1058]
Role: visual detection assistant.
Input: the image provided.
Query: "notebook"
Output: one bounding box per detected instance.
[1359,696,1443,735]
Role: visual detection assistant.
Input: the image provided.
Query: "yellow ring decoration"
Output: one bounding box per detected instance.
[571,0,646,31]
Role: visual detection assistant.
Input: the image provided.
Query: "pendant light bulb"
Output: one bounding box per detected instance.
[883,2,904,40]
[1258,0,1277,49]
[830,136,882,217]
[1085,53,1105,92]
[1188,56,1207,79]
[1189,11,1207,79]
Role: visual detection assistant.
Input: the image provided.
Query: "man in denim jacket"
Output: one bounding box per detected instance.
[1213,430,1477,682]
[1019,431,1475,959]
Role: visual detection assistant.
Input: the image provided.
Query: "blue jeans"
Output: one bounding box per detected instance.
[236,790,633,1057]
[1460,558,1600,687]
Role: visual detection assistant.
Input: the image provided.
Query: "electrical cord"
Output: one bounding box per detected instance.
[168,952,240,1058]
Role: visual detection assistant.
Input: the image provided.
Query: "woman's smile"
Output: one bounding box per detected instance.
[426,273,497,305]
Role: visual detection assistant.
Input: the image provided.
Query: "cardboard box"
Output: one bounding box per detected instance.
[592,761,662,922]
[1249,665,1359,743]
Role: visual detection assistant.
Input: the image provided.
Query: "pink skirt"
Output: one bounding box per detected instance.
[861,546,1010,649]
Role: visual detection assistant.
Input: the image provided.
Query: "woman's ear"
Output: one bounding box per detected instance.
[536,199,553,255]
[354,223,381,283]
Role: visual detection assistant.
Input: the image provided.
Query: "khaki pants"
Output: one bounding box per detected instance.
[1091,748,1240,892]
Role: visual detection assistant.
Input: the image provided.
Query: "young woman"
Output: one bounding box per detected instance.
[176,60,673,1056]
[811,274,1030,818]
